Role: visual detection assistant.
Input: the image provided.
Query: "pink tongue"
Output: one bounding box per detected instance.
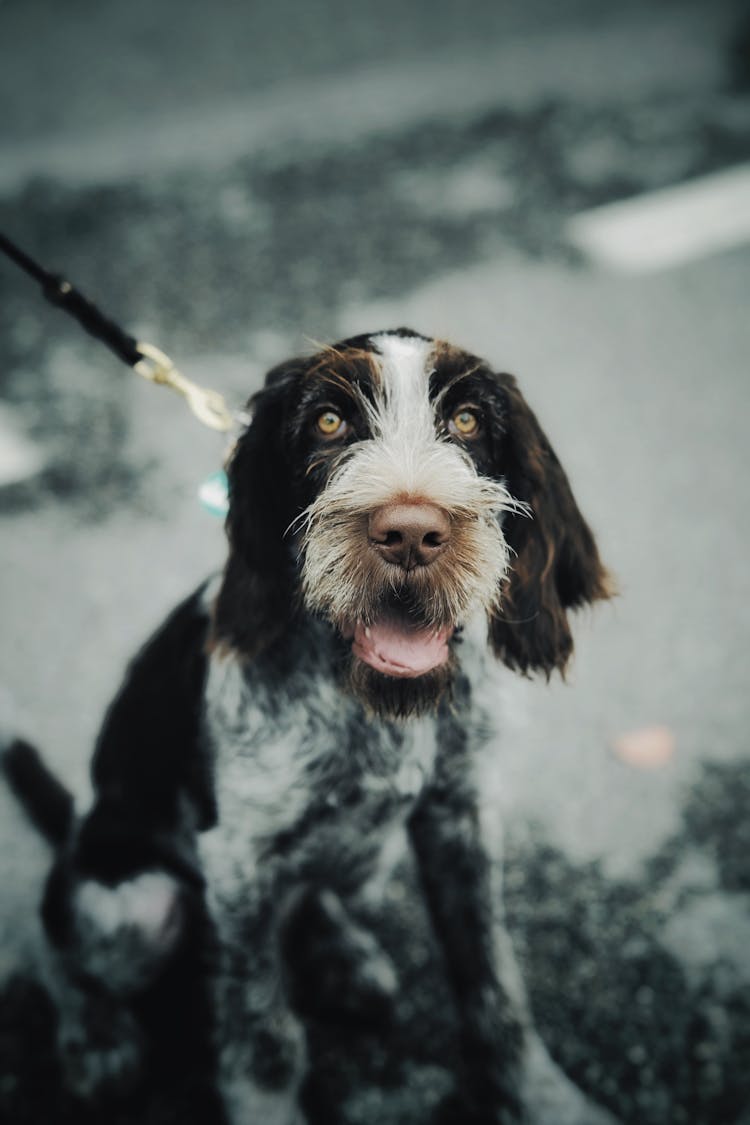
[352,620,452,678]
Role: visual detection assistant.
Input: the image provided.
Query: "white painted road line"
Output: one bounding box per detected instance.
[566,163,750,273]
[0,404,45,487]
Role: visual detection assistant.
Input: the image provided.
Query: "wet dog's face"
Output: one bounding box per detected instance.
[214,329,611,718]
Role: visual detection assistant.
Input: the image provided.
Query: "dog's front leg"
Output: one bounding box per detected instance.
[279,884,397,1029]
[409,717,619,1125]
[200,831,308,1125]
[408,740,525,1125]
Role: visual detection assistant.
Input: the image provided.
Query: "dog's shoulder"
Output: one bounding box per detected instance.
[90,578,218,831]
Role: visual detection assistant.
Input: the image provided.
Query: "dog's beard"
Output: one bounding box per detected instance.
[301,506,508,634]
[299,477,513,721]
[324,589,455,719]
[301,519,485,718]
[344,648,456,720]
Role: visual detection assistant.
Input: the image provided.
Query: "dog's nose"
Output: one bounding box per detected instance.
[368,502,451,569]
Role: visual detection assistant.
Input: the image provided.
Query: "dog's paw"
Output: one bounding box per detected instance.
[447,985,526,1125]
[281,888,397,1027]
[434,1090,522,1125]
[73,870,184,993]
[520,1033,620,1125]
[58,996,144,1100]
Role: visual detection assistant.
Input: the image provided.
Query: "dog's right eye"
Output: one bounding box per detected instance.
[448,406,481,438]
[316,410,348,438]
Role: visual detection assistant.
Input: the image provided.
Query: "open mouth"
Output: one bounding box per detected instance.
[349,616,454,679]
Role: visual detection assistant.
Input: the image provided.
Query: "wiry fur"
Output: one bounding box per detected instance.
[302,333,521,634]
[3,329,612,1125]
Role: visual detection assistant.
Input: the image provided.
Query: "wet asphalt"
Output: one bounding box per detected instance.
[0,1,749,1122]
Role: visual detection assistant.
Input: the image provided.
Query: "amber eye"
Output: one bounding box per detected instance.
[449,407,480,437]
[316,409,347,437]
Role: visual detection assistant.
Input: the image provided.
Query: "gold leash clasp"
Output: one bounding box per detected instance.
[133,341,234,433]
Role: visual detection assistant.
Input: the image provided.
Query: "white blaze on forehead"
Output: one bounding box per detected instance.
[360,331,463,502]
[369,332,435,443]
[304,331,511,514]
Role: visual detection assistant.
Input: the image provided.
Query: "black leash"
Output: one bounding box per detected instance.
[0,231,233,431]
[1,231,142,367]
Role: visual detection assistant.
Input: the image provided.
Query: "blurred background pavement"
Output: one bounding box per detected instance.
[1,0,749,1121]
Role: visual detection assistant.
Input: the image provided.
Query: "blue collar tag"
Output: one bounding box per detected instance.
[199,469,229,517]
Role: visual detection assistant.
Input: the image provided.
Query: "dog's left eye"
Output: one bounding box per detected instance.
[449,407,480,438]
[316,410,348,438]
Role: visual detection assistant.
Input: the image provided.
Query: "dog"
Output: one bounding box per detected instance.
[4,328,613,1124]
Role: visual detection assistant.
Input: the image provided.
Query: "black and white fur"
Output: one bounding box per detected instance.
[4,329,613,1123]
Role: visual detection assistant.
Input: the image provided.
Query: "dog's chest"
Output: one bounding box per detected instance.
[202,651,437,855]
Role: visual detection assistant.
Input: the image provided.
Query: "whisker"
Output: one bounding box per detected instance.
[285,510,311,537]
[431,364,483,411]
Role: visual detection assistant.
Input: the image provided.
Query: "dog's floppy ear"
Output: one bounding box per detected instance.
[490,373,612,677]
[212,362,301,658]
